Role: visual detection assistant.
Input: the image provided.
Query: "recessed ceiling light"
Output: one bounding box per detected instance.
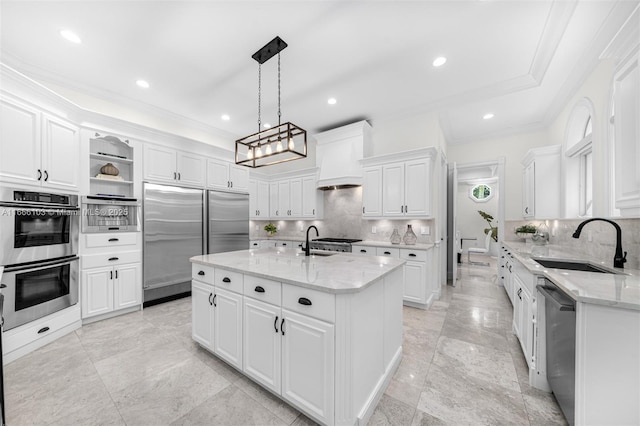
[432,56,447,67]
[483,113,495,120]
[263,123,271,128]
[136,80,150,89]
[327,98,337,105]
[221,114,230,121]
[60,29,81,44]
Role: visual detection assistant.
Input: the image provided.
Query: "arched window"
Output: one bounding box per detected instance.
[565,99,594,217]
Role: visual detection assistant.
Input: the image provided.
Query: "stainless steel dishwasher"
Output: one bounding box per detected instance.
[537,279,576,425]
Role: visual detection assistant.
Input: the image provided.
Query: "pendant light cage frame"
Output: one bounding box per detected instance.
[235,36,307,168]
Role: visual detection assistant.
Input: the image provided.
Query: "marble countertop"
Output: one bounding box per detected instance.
[503,241,640,310]
[191,247,405,294]
[353,241,435,250]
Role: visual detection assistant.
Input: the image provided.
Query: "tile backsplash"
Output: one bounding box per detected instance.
[250,186,435,244]
[505,218,640,270]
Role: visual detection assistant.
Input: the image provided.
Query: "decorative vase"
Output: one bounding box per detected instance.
[100,162,119,176]
[390,228,401,245]
[403,224,417,245]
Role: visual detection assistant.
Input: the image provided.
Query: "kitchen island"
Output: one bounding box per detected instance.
[190,247,405,426]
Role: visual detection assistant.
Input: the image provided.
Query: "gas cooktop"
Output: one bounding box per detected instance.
[309,238,362,253]
[312,238,362,243]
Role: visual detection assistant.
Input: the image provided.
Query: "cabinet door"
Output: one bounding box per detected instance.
[277,180,291,218]
[243,297,281,394]
[404,261,426,305]
[207,158,230,190]
[144,144,177,183]
[177,151,206,187]
[289,178,303,218]
[404,159,430,217]
[81,267,114,319]
[229,164,249,192]
[512,274,524,338]
[114,263,141,310]
[521,286,533,367]
[281,309,334,425]
[191,280,214,349]
[301,175,318,218]
[522,163,535,218]
[249,179,259,219]
[256,180,270,218]
[269,182,280,217]
[213,287,243,370]
[362,166,382,217]
[41,114,80,191]
[382,162,404,216]
[0,96,41,185]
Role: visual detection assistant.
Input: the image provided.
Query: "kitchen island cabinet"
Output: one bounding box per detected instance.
[191,248,405,426]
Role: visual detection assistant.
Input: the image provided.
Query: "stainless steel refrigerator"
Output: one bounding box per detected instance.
[143,183,205,304]
[207,190,249,254]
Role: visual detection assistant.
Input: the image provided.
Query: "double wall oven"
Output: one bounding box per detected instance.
[0,188,79,330]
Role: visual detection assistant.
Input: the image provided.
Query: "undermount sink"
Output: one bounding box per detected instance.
[533,259,620,274]
[309,251,336,257]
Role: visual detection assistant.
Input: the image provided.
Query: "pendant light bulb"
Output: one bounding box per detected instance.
[265,143,273,155]
[276,139,283,152]
[255,144,263,158]
[247,148,254,160]
[288,135,295,150]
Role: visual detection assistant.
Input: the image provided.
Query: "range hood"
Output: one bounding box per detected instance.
[314,121,372,190]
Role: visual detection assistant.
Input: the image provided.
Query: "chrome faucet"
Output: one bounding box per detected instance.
[572,218,627,268]
[302,225,319,256]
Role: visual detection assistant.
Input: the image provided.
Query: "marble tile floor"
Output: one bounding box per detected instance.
[4,258,566,425]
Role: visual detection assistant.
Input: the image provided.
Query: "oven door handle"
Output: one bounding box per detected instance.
[0,202,79,211]
[3,256,80,273]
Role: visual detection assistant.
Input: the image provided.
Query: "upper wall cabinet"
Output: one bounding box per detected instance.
[613,50,640,217]
[521,145,561,219]
[143,144,206,187]
[0,95,80,191]
[260,172,322,220]
[89,134,134,198]
[361,148,435,219]
[249,178,270,219]
[207,158,249,193]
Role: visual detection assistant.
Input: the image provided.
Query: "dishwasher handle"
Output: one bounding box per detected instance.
[537,285,575,312]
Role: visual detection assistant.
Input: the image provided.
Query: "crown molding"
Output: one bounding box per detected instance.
[600,3,640,64]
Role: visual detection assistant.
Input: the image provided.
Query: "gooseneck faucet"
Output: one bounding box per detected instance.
[572,218,627,268]
[302,226,319,256]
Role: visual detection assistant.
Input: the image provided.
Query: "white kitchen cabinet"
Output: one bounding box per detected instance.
[521,145,560,219]
[403,260,426,305]
[277,179,292,218]
[301,175,321,218]
[243,297,282,394]
[269,181,279,217]
[382,159,431,217]
[213,286,243,370]
[0,95,80,191]
[249,179,270,219]
[81,262,141,320]
[382,162,404,216]
[265,174,322,220]
[191,279,215,349]
[281,308,335,425]
[207,158,249,193]
[143,144,206,187]
[289,178,303,217]
[362,166,382,217]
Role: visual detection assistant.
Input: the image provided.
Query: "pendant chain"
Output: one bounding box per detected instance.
[257,63,262,132]
[278,52,281,127]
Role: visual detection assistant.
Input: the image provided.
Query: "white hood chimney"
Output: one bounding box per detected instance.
[314,121,372,190]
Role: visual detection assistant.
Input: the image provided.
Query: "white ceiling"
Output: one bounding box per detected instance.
[0,0,637,146]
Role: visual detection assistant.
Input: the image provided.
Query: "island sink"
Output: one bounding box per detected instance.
[534,259,621,274]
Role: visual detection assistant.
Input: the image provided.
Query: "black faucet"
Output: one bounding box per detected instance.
[302,225,319,256]
[572,218,627,268]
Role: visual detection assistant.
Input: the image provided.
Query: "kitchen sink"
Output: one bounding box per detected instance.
[533,259,619,274]
[309,251,336,257]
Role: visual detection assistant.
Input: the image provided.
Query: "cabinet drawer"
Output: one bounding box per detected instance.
[84,233,138,249]
[244,275,281,306]
[215,269,243,294]
[82,251,141,269]
[192,263,215,284]
[282,284,335,323]
[354,245,375,255]
[376,247,400,258]
[400,249,427,262]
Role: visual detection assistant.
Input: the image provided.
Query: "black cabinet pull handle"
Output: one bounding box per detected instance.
[363,207,365,214]
[409,253,417,257]
[212,294,217,307]
[110,271,113,280]
[178,172,181,180]
[37,169,42,180]
[282,243,286,246]
[360,249,367,253]
[281,318,285,335]
[222,277,231,283]
[208,293,213,305]
[0,284,6,289]
[38,327,50,334]
[274,316,279,333]
[254,286,265,293]
[298,297,312,306]
[44,170,49,181]
[108,238,119,242]
[108,257,119,261]
[384,251,391,255]
[174,172,177,180]
[198,270,205,276]
[115,270,118,279]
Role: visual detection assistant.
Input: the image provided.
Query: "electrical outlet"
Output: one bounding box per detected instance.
[421,226,430,235]
[255,225,259,231]
[371,226,377,234]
